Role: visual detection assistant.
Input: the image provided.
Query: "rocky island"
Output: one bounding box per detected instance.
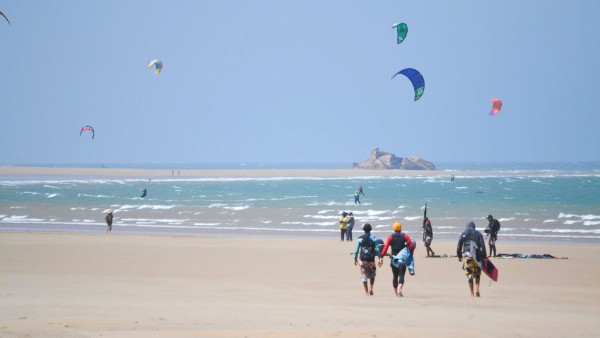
[353,148,436,170]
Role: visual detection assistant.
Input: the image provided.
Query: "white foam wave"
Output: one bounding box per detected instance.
[531,228,600,234]
[119,204,176,210]
[282,221,334,226]
[224,205,250,211]
[558,213,600,220]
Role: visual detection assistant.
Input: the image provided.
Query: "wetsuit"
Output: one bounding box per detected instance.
[381,232,415,288]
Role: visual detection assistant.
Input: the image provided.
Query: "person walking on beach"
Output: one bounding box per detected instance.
[354,191,361,205]
[338,212,349,241]
[457,221,487,297]
[484,215,501,257]
[105,210,113,233]
[378,221,415,297]
[346,212,355,241]
[353,224,381,296]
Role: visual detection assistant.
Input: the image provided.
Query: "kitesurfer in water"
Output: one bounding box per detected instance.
[354,191,361,205]
[140,188,147,198]
[358,184,365,196]
[457,221,486,297]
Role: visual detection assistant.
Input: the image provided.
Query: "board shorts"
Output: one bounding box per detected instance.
[360,261,377,282]
[463,257,481,281]
[489,235,497,246]
[424,235,432,247]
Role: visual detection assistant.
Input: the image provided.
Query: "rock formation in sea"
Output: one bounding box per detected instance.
[354,148,436,170]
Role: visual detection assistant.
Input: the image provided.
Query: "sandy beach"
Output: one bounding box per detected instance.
[1,232,599,337]
[0,166,450,179]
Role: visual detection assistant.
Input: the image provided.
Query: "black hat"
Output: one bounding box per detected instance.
[487,215,493,220]
[362,223,372,232]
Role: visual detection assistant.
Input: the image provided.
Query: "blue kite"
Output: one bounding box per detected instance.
[392,68,425,101]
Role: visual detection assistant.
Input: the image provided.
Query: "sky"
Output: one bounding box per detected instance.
[2,1,600,166]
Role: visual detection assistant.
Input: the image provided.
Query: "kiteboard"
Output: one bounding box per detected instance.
[481,258,498,282]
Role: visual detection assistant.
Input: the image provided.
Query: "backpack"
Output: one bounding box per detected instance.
[359,235,376,261]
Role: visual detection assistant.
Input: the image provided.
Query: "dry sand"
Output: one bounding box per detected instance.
[1,232,599,337]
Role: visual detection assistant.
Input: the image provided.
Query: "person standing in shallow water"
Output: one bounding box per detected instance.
[346,212,355,241]
[457,221,487,297]
[105,210,113,233]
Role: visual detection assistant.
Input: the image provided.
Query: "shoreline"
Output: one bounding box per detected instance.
[0,166,452,178]
[1,166,595,179]
[2,227,599,246]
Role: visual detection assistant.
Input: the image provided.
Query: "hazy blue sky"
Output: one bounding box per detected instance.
[2,1,599,165]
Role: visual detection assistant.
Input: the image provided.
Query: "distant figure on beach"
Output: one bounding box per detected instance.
[423,217,435,257]
[140,188,147,198]
[338,212,349,241]
[358,184,365,196]
[422,202,435,257]
[353,223,381,296]
[457,221,487,297]
[105,210,113,233]
[450,175,455,182]
[354,191,361,205]
[379,221,415,297]
[346,212,355,241]
[484,215,501,257]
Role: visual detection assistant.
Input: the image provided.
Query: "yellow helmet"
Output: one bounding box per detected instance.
[392,221,402,232]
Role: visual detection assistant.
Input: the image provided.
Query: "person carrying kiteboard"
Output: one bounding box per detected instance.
[457,221,487,297]
[378,221,415,298]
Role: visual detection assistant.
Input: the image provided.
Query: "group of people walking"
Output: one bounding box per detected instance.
[345,210,501,298]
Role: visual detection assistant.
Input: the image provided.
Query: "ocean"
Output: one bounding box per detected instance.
[1,162,599,243]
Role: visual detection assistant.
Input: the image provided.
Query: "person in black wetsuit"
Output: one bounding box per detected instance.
[484,215,501,257]
[378,221,415,297]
